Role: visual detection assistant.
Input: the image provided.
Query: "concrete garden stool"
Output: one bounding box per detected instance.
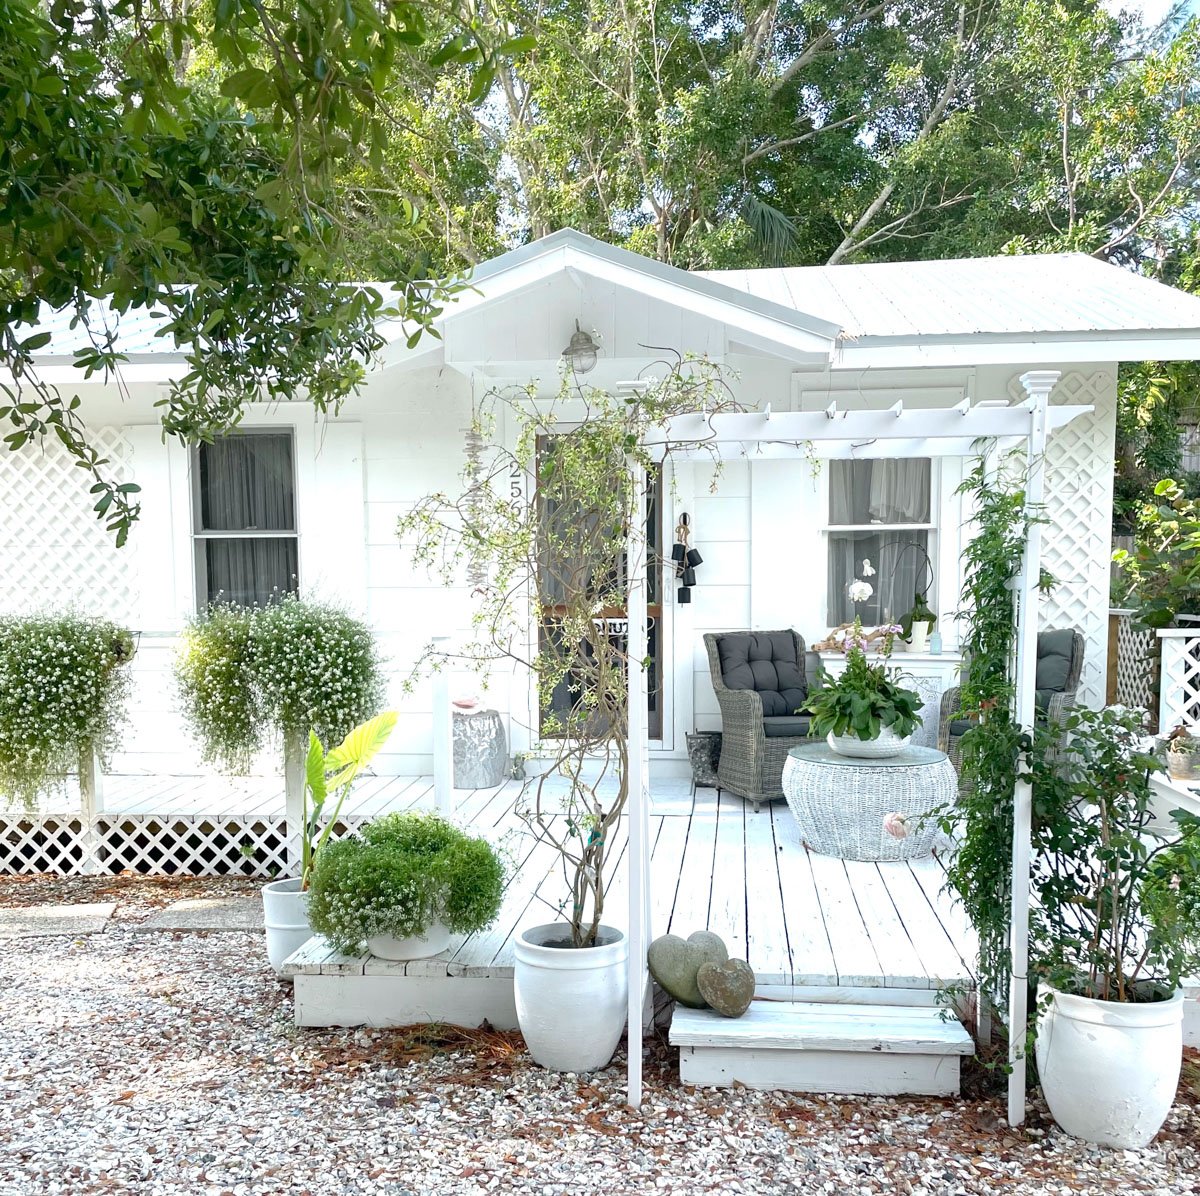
[452,708,508,788]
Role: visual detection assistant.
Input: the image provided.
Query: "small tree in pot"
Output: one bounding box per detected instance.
[1028,705,1200,1148]
[400,360,739,1071]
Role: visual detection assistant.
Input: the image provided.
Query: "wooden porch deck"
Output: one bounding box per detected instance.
[27,773,977,995]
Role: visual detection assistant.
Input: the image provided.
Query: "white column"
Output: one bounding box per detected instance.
[283,729,306,876]
[1007,369,1058,1126]
[625,458,651,1109]
[432,636,453,814]
[78,750,105,875]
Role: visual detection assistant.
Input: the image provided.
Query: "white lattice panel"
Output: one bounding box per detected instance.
[0,813,371,876]
[1009,370,1116,708]
[1113,610,1157,723]
[1158,632,1200,733]
[0,426,137,623]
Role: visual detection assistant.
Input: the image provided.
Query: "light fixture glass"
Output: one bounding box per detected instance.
[561,320,599,374]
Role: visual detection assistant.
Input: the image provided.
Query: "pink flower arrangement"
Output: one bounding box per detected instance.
[882,811,909,840]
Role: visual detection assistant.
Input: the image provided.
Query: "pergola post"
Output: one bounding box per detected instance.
[625,457,651,1109]
[1006,369,1058,1126]
[432,635,453,814]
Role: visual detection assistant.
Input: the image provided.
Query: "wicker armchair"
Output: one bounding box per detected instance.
[937,628,1085,776]
[703,630,820,812]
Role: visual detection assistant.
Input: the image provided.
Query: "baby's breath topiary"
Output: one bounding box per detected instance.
[176,596,383,770]
[307,812,506,954]
[0,614,135,807]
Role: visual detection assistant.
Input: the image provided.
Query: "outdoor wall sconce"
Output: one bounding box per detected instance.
[561,320,599,374]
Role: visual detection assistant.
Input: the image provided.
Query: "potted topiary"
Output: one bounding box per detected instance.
[1164,724,1200,781]
[1029,705,1200,1149]
[306,811,505,959]
[802,619,923,758]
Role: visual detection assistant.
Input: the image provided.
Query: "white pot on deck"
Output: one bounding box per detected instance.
[827,727,911,758]
[1036,984,1184,1149]
[262,878,311,976]
[368,920,451,961]
[514,923,628,1071]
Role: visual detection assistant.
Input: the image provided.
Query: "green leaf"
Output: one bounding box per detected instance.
[305,731,328,809]
[325,710,398,780]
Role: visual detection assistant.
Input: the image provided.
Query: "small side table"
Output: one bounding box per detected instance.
[452,708,508,789]
[781,742,955,861]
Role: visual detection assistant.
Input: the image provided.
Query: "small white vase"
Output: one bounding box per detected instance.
[1036,984,1184,1149]
[367,920,451,960]
[514,923,628,1071]
[827,728,912,758]
[262,877,311,976]
[908,621,932,653]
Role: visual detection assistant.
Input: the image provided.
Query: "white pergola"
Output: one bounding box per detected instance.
[624,370,1089,1126]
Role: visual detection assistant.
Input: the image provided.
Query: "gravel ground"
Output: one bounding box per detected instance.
[0,879,1197,1195]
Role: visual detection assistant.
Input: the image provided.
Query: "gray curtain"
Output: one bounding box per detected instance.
[828,460,931,625]
[203,539,298,607]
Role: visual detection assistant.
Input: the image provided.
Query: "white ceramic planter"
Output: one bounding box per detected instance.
[367,920,451,961]
[1036,984,1184,1149]
[827,727,911,759]
[514,923,628,1072]
[908,621,932,653]
[262,877,311,976]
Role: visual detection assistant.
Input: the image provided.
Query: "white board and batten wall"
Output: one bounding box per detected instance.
[0,359,1116,778]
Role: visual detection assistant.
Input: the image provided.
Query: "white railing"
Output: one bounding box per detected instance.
[1110,608,1157,724]
[1157,627,1200,733]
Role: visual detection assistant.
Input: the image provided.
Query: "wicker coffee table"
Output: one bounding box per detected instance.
[781,742,955,861]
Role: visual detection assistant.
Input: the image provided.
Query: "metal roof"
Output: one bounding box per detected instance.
[700,253,1200,339]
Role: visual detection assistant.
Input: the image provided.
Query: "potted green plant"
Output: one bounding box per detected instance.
[307,811,505,960]
[1029,705,1200,1149]
[261,711,398,972]
[1163,724,1200,781]
[803,620,923,757]
[400,361,739,1071]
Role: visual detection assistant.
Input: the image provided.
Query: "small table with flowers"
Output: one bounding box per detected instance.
[781,742,955,861]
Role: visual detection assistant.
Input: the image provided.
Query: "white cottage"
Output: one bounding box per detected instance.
[7,229,1200,783]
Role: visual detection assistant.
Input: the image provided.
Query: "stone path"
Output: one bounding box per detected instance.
[0,896,262,938]
[135,896,263,932]
[0,901,116,938]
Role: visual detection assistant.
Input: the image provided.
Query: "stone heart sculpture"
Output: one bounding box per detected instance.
[696,958,756,1018]
[647,930,729,1008]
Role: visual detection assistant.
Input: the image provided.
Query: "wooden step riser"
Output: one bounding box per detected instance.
[679,1045,962,1097]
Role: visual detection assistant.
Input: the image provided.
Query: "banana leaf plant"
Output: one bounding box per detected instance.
[300,710,397,890]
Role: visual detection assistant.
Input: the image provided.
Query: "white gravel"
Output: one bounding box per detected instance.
[0,926,1196,1195]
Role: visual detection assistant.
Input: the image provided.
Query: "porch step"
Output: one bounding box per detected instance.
[670,1000,974,1096]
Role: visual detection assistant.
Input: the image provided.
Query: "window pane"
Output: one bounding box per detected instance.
[829,459,930,525]
[828,530,930,625]
[203,538,298,607]
[199,433,295,532]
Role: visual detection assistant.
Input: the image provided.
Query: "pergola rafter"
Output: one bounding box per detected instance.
[625,371,1088,1123]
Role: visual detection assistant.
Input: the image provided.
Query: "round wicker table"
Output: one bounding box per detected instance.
[781,742,955,861]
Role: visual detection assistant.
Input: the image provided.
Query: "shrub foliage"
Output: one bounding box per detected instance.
[0,614,135,806]
[307,812,506,953]
[176,597,383,770]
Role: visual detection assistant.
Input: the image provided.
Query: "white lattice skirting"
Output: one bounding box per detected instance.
[0,814,369,877]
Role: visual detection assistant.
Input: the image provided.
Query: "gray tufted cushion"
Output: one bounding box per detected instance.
[1035,629,1077,694]
[717,632,807,717]
[763,715,811,738]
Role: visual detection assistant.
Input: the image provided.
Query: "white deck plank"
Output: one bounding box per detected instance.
[877,862,973,989]
[742,803,792,985]
[907,856,978,981]
[487,830,578,970]
[769,808,838,987]
[668,811,718,937]
[708,792,748,963]
[649,814,692,939]
[589,812,634,934]
[843,860,935,989]
[805,851,886,987]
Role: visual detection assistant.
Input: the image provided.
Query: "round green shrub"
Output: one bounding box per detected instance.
[176,596,383,770]
[307,812,506,953]
[0,614,135,806]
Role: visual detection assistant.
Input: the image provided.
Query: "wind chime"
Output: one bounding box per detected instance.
[671,513,703,603]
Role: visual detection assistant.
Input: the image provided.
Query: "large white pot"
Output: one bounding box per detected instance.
[514,923,628,1072]
[1036,984,1184,1149]
[368,920,451,961]
[827,727,911,758]
[262,877,311,976]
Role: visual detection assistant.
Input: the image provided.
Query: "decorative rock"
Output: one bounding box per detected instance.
[696,958,756,1018]
[647,930,728,1008]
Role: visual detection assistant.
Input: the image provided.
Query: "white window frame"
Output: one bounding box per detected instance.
[191,427,300,610]
[821,458,940,630]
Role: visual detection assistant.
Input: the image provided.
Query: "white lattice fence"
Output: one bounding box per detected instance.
[1009,370,1116,708]
[1157,630,1200,734]
[0,426,137,623]
[1110,609,1158,725]
[0,812,374,877]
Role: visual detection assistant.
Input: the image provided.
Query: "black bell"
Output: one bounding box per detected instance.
[685,548,703,568]
[682,567,697,587]
[670,543,687,563]
[677,586,692,604]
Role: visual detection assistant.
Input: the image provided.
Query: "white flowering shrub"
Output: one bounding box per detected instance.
[0,614,135,807]
[176,597,383,770]
[307,812,505,953]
